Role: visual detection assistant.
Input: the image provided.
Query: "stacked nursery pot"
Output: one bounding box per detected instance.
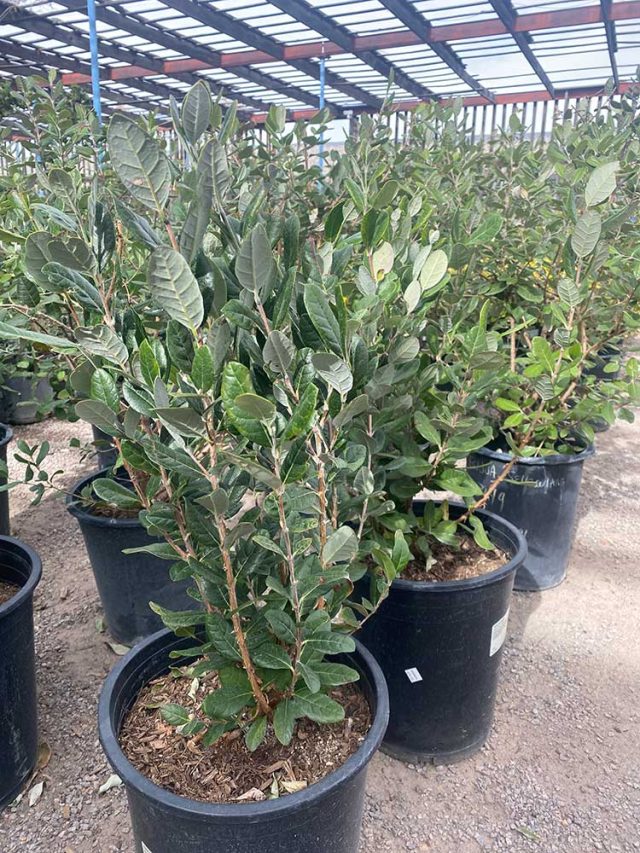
[0,537,41,807]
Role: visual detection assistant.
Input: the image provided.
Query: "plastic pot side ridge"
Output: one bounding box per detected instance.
[99,628,389,853]
[356,502,527,764]
[0,425,13,537]
[467,444,594,591]
[66,469,198,645]
[0,536,42,809]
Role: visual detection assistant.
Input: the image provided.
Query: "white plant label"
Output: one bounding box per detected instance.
[142,844,153,853]
[490,609,510,657]
[405,667,423,683]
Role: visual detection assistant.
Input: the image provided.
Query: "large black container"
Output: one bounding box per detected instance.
[91,426,118,471]
[0,537,42,809]
[0,425,13,537]
[356,502,526,764]
[468,444,594,591]
[99,629,388,853]
[66,470,199,646]
[4,377,52,425]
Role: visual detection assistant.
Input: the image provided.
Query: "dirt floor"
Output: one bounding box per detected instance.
[0,417,639,853]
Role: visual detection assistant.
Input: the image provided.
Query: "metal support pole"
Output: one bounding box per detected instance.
[87,0,102,125]
[318,54,326,173]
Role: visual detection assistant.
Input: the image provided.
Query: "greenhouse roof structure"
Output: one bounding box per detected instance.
[0,0,639,121]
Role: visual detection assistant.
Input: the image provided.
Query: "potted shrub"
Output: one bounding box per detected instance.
[0,536,42,808]
[3,88,399,851]
[468,161,640,590]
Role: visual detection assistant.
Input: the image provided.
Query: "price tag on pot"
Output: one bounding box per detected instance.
[490,609,510,657]
[405,667,423,683]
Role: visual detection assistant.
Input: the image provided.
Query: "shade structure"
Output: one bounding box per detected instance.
[0,1,639,120]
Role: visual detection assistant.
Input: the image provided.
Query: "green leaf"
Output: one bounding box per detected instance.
[75,325,129,366]
[221,362,270,444]
[303,284,342,354]
[148,246,204,330]
[220,452,282,490]
[291,691,345,724]
[298,662,321,693]
[181,80,211,144]
[414,412,439,445]
[265,610,297,644]
[205,613,241,661]
[245,715,267,752]
[161,704,190,726]
[123,381,155,417]
[107,114,171,211]
[571,210,601,258]
[235,393,276,421]
[313,662,360,687]
[92,478,140,509]
[139,339,160,387]
[203,681,254,719]
[273,699,296,746]
[420,249,448,291]
[252,534,285,557]
[373,179,399,209]
[585,161,618,207]
[311,353,353,395]
[156,406,206,437]
[90,369,119,413]
[75,399,121,435]
[0,320,76,353]
[332,394,369,429]
[236,224,276,300]
[253,643,293,670]
[435,468,482,497]
[494,397,520,413]
[468,515,494,550]
[304,632,356,655]
[557,278,581,308]
[531,336,555,373]
[191,345,215,392]
[469,213,503,245]
[322,526,358,564]
[284,383,318,439]
[41,262,102,310]
[166,320,195,371]
[145,442,205,479]
[263,331,295,375]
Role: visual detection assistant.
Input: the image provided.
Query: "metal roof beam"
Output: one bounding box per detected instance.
[159,0,382,109]
[377,0,495,102]
[488,0,554,95]
[47,0,337,112]
[267,0,436,101]
[600,0,619,89]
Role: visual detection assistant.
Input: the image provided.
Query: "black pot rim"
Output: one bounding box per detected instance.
[99,629,388,821]
[66,468,141,529]
[0,535,42,618]
[0,422,13,449]
[472,442,595,468]
[389,502,527,593]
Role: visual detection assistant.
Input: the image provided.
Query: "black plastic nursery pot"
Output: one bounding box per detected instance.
[91,426,119,471]
[0,537,42,809]
[4,377,52,425]
[356,502,527,765]
[0,424,13,537]
[468,444,594,592]
[66,470,199,646]
[99,628,389,853]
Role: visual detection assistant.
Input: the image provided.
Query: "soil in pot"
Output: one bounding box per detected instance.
[67,470,199,646]
[0,537,42,809]
[120,667,370,803]
[467,443,594,591]
[99,630,388,853]
[356,502,527,765]
[402,537,507,582]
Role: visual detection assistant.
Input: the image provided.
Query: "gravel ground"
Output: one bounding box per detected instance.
[0,417,639,852]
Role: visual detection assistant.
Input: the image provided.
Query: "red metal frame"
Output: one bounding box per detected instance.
[59,1,640,88]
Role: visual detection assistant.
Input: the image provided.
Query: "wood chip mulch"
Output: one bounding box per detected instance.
[119,666,372,804]
[0,579,19,606]
[403,536,508,582]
